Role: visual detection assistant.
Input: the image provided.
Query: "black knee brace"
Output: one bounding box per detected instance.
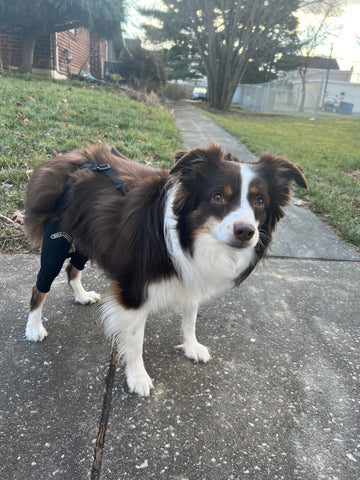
[69,250,88,272]
[36,220,87,293]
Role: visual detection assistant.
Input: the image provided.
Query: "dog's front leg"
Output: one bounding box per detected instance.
[177,303,211,363]
[123,313,154,397]
[101,298,153,396]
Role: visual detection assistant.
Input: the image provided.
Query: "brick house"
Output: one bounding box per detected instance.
[0,27,107,80]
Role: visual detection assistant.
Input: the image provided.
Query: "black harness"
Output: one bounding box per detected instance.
[81,158,127,196]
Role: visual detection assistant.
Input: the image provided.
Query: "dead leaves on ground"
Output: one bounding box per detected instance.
[0,211,25,228]
[10,210,25,225]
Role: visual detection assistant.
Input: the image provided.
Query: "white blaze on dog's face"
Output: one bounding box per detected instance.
[212,164,260,250]
[170,157,268,252]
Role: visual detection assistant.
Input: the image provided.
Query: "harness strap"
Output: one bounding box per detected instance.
[81,158,127,196]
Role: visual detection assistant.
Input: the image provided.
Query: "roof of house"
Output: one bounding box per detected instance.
[297,56,340,70]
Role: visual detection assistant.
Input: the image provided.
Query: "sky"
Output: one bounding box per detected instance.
[334,2,360,78]
[124,0,360,82]
[298,0,360,80]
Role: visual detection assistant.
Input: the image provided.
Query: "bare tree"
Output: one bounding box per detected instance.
[141,0,300,111]
[297,0,342,111]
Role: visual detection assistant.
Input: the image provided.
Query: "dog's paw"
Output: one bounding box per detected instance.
[126,367,154,397]
[176,341,211,363]
[25,323,48,342]
[75,291,101,305]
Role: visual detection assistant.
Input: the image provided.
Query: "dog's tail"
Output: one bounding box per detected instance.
[25,153,83,246]
[26,143,111,245]
[25,143,127,246]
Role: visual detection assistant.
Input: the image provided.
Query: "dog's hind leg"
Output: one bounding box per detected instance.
[176,303,211,363]
[25,220,71,341]
[25,286,48,342]
[66,262,101,305]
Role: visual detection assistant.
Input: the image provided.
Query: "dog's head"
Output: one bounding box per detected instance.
[170,144,307,254]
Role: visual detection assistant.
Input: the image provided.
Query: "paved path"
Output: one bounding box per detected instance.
[1,103,359,480]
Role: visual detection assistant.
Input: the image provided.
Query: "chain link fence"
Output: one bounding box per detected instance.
[232,73,360,117]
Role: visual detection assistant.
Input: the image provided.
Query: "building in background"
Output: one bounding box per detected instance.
[0,28,107,80]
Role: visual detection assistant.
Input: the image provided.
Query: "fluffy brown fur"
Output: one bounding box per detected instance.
[25,143,307,309]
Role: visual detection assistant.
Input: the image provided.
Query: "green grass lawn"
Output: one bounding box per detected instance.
[0,74,182,251]
[202,107,360,249]
[1,75,359,251]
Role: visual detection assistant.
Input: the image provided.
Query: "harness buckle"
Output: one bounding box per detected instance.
[81,158,127,197]
[96,163,111,171]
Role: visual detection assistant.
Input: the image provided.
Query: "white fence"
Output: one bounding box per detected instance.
[232,74,360,116]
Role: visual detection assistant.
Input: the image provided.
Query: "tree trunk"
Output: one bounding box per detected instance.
[209,56,249,110]
[210,80,235,110]
[18,30,38,74]
[199,0,259,111]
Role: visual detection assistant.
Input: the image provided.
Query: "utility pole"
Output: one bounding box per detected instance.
[322,42,334,108]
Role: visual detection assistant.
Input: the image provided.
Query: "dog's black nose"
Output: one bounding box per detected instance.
[233,223,255,241]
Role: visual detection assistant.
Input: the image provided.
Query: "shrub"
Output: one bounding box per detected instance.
[118,46,167,93]
[163,82,189,100]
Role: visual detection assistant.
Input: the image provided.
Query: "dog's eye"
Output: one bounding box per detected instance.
[253,196,264,207]
[212,192,226,204]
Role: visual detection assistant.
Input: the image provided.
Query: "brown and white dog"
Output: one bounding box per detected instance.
[25,143,307,396]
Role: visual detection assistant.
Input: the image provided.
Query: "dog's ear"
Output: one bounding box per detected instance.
[255,154,307,231]
[258,154,307,189]
[171,143,223,176]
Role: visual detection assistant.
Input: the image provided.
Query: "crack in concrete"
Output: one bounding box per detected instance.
[266,254,359,263]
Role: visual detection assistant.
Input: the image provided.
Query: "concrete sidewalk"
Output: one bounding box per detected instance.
[1,103,359,480]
